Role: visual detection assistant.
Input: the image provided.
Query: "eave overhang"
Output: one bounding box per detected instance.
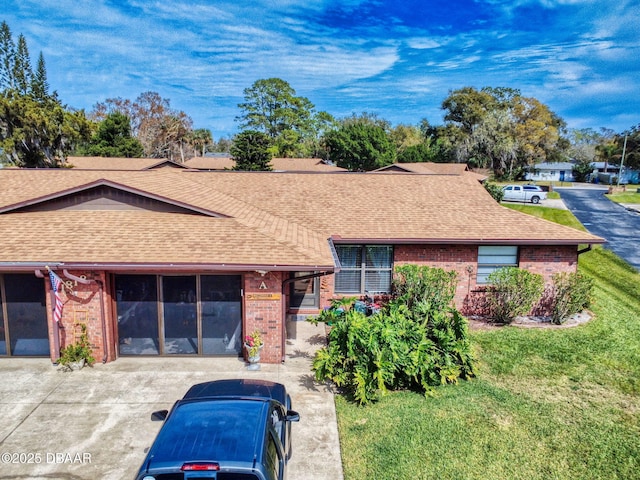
[0,262,336,273]
[330,235,606,246]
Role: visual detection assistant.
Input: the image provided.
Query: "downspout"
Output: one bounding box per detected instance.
[577,245,593,256]
[64,269,109,364]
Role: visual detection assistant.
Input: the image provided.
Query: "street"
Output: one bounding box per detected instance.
[556,186,640,271]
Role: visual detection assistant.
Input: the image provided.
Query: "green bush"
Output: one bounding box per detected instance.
[550,271,593,324]
[392,264,458,312]
[310,265,475,405]
[486,267,544,323]
[483,182,505,202]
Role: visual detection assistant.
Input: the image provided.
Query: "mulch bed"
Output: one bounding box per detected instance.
[467,311,593,330]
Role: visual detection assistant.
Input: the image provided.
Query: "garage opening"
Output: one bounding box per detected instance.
[115,274,242,356]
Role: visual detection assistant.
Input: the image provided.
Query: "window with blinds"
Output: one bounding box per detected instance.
[477,246,519,284]
[334,245,393,293]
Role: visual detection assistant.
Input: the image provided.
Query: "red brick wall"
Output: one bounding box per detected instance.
[519,245,578,281]
[394,244,478,309]
[47,270,109,364]
[244,271,284,363]
[320,244,579,315]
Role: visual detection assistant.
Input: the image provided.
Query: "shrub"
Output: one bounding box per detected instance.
[550,272,593,324]
[486,267,544,324]
[393,264,458,312]
[58,323,95,369]
[484,182,505,202]
[310,265,475,405]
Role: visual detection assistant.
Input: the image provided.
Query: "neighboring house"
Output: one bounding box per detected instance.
[66,156,188,170]
[67,156,346,172]
[183,156,347,172]
[0,168,604,365]
[525,162,576,182]
[373,162,488,182]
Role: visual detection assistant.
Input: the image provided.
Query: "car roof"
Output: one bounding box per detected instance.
[145,398,269,470]
[183,379,288,406]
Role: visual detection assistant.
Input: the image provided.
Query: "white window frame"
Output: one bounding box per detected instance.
[334,245,393,294]
[477,246,519,284]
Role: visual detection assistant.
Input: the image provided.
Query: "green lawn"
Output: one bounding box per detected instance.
[335,208,640,480]
[606,191,640,204]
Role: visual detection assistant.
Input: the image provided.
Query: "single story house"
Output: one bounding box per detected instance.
[525,162,576,182]
[0,167,604,365]
[65,156,346,172]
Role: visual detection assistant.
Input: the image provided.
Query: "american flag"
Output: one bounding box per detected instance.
[49,270,64,323]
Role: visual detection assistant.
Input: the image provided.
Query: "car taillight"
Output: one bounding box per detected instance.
[181,462,220,471]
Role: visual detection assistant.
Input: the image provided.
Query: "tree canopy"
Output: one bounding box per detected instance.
[0,21,90,167]
[441,87,565,179]
[236,77,335,158]
[323,114,396,171]
[80,111,144,157]
[230,130,273,171]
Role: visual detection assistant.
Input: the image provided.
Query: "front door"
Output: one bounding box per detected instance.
[289,272,319,309]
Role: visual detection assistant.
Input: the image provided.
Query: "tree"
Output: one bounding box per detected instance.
[12,34,31,95]
[237,78,326,157]
[0,91,91,167]
[189,128,213,157]
[91,91,194,159]
[619,125,640,171]
[0,21,15,92]
[0,24,91,167]
[441,87,565,179]
[30,52,49,102]
[323,115,396,171]
[230,130,273,171]
[81,111,144,157]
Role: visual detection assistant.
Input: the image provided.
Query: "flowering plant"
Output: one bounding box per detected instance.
[244,330,263,357]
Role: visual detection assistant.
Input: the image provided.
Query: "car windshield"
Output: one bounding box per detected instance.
[149,399,266,464]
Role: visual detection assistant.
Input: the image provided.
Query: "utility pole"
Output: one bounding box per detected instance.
[617,135,628,187]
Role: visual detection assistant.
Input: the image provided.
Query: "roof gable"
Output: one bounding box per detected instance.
[0,179,228,217]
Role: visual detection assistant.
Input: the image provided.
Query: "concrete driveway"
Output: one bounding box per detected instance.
[556,186,640,271]
[0,321,343,480]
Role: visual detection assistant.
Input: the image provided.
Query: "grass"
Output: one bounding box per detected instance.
[606,191,640,204]
[335,207,640,480]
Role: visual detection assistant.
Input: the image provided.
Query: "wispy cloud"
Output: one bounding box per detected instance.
[1,0,638,136]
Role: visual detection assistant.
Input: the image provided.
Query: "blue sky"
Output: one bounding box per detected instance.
[2,0,639,140]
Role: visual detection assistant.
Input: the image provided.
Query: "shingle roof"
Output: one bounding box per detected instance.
[65,157,186,170]
[183,156,347,172]
[0,168,604,270]
[67,156,347,172]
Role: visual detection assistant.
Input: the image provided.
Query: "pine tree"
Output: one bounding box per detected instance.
[31,52,49,101]
[0,21,15,92]
[13,34,32,95]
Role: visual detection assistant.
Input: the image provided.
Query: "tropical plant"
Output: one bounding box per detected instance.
[311,265,474,405]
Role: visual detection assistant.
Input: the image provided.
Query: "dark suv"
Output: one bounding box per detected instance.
[135,379,300,480]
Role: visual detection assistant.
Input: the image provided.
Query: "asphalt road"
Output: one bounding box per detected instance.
[556,186,640,271]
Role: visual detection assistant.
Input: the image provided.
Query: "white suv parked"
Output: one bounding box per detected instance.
[502,184,547,204]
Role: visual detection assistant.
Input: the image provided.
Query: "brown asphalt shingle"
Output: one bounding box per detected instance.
[0,168,603,270]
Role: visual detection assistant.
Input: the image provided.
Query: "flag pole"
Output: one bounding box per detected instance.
[46,266,61,364]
